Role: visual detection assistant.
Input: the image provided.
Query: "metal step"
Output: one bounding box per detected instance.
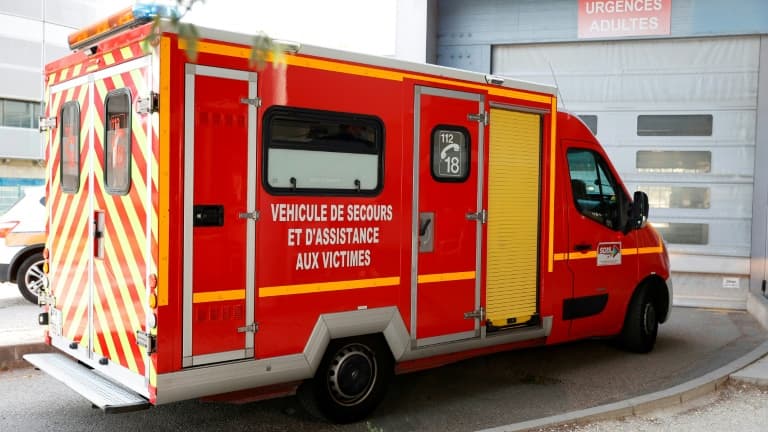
[24,353,150,413]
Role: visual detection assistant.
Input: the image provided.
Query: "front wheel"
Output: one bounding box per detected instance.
[619,288,658,353]
[17,252,46,305]
[311,336,392,423]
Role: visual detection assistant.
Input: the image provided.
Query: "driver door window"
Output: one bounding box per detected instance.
[567,148,625,230]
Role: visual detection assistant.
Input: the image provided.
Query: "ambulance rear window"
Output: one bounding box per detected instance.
[263,107,383,195]
[104,89,132,196]
[60,101,80,194]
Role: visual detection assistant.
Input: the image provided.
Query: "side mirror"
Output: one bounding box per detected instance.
[628,191,649,231]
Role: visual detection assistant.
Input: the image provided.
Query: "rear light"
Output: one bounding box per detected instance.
[0,221,19,238]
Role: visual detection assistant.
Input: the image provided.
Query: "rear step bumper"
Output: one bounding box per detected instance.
[24,353,150,413]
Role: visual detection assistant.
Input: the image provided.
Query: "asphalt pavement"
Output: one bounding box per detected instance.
[0,282,54,370]
[2,281,768,431]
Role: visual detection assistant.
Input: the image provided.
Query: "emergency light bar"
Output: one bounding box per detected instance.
[68,2,179,51]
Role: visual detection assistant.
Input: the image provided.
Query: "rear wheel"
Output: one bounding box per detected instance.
[619,287,658,353]
[17,252,45,305]
[311,336,392,423]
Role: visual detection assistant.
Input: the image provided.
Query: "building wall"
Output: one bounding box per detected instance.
[751,35,768,299]
[0,0,129,210]
[436,0,768,57]
[433,0,768,308]
[395,0,433,62]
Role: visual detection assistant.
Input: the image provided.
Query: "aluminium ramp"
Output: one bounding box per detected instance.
[24,353,149,413]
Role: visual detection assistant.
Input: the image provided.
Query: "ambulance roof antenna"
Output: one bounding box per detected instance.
[548,60,567,111]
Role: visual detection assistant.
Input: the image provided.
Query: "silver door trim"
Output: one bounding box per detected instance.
[183,64,255,367]
[245,71,258,356]
[411,86,485,347]
[474,98,484,336]
[410,86,422,342]
[87,74,95,360]
[182,64,195,367]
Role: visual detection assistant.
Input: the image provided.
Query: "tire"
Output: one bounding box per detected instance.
[16,252,46,305]
[619,287,658,353]
[310,336,392,423]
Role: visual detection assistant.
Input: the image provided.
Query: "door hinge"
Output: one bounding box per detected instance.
[237,322,259,333]
[240,97,262,107]
[464,307,485,320]
[466,209,488,224]
[136,330,157,354]
[39,116,57,132]
[468,111,488,126]
[136,92,159,115]
[238,211,260,221]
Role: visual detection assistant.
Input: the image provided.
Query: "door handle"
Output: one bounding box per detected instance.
[418,212,434,253]
[94,211,104,259]
[419,218,432,236]
[574,243,591,252]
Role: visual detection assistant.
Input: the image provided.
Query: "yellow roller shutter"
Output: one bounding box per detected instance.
[486,109,541,328]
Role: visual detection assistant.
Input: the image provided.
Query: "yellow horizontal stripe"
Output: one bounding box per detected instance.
[553,244,664,261]
[564,251,598,261]
[259,276,400,298]
[637,245,664,254]
[181,39,250,59]
[193,289,245,303]
[179,40,551,105]
[418,271,476,284]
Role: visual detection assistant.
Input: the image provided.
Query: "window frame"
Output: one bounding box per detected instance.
[636,150,712,174]
[60,100,81,194]
[652,222,709,245]
[637,114,713,137]
[637,185,711,209]
[103,88,132,196]
[0,98,40,129]
[262,106,385,196]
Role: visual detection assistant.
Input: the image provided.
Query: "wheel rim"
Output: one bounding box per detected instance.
[24,259,47,298]
[327,343,377,407]
[642,302,657,335]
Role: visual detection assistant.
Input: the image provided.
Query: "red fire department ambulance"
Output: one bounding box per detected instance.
[26,3,672,423]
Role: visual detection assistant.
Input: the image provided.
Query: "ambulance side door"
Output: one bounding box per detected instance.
[563,143,639,339]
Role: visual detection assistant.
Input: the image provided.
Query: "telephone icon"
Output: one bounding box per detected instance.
[440,143,460,160]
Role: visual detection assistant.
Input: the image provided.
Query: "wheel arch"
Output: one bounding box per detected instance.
[8,243,45,283]
[631,274,671,324]
[303,307,408,375]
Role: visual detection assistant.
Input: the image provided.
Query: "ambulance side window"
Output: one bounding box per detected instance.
[104,89,132,195]
[60,101,81,194]
[567,148,625,230]
[263,107,383,195]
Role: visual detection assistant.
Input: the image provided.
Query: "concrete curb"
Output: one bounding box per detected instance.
[747,292,768,333]
[478,339,768,432]
[0,342,56,371]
